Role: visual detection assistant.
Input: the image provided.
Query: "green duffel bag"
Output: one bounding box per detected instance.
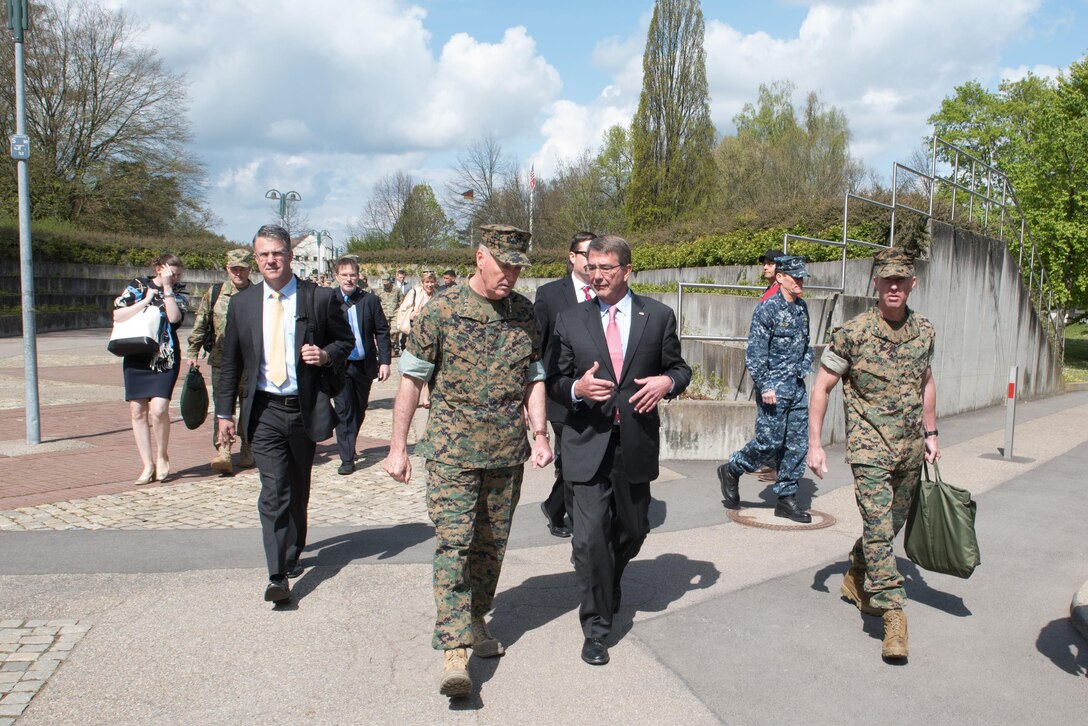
[904,461,981,579]
[179,364,209,430]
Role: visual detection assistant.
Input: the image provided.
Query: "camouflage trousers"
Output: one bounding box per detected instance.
[210,365,247,449]
[849,463,920,610]
[426,460,523,650]
[728,388,808,496]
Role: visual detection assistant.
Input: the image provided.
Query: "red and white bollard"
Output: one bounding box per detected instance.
[1003,366,1018,459]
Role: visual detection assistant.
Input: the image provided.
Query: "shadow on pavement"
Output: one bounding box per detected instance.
[289,522,434,602]
[810,557,971,618]
[1035,618,1088,677]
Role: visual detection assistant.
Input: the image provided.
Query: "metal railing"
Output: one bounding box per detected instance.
[677,135,1063,351]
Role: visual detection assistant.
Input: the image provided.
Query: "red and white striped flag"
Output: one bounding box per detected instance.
[529,163,536,192]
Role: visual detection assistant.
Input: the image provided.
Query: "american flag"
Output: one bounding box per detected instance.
[529,164,536,192]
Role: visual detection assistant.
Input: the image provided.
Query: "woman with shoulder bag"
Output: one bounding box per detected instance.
[113,253,189,485]
[396,270,437,408]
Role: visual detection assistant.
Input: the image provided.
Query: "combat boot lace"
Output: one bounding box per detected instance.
[211,443,234,476]
[881,609,908,660]
[840,566,884,616]
[439,647,472,698]
[471,617,505,658]
[238,441,255,468]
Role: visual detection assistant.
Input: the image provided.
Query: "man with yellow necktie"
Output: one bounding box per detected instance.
[216,225,354,605]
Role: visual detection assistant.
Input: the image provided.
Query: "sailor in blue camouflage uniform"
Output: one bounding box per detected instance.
[717,255,814,523]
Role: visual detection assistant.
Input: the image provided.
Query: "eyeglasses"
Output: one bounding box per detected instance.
[572,249,590,258]
[585,264,625,274]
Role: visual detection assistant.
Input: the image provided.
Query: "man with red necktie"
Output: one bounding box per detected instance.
[533,231,597,539]
[547,235,691,666]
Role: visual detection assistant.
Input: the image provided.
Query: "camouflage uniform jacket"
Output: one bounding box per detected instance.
[376,287,404,324]
[399,283,544,469]
[185,280,249,367]
[746,291,813,399]
[820,306,935,468]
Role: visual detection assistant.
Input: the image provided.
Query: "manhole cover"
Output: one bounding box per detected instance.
[725,506,836,531]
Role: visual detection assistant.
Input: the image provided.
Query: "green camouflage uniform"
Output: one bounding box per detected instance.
[821,305,935,609]
[376,285,403,335]
[398,228,543,651]
[187,254,253,447]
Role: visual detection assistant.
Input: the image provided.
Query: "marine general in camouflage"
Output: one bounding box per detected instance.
[186,248,255,474]
[382,223,553,699]
[807,246,940,662]
[376,276,404,353]
[717,255,815,523]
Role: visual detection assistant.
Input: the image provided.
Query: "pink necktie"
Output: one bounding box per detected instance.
[606,306,623,424]
[582,285,592,301]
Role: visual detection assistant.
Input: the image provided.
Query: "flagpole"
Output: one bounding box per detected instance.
[528,164,535,250]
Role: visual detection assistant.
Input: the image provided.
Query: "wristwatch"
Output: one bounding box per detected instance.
[533,430,550,440]
[924,430,938,438]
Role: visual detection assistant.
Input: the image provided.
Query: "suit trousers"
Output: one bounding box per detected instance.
[542,421,573,527]
[332,360,374,464]
[571,429,651,640]
[249,394,316,579]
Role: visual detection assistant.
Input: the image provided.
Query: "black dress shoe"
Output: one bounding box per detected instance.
[540,502,572,538]
[338,462,354,476]
[264,578,291,603]
[285,562,304,579]
[581,637,609,665]
[717,463,740,509]
[775,495,812,523]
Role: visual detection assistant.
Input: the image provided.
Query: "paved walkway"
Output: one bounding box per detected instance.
[2,329,1087,724]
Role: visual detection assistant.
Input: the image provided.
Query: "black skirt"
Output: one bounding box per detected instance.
[122,328,181,401]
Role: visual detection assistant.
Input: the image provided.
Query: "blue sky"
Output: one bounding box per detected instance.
[112,0,1088,245]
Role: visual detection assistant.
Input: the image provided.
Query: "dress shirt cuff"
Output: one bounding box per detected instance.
[570,381,582,404]
[820,348,850,375]
[398,350,434,382]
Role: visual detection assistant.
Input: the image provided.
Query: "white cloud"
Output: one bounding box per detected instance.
[1000,63,1063,83]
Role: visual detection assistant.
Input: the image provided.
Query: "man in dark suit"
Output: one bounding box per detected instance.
[332,256,391,475]
[547,235,691,666]
[533,231,596,538]
[217,225,355,605]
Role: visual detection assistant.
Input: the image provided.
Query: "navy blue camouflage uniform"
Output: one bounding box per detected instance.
[725,289,814,495]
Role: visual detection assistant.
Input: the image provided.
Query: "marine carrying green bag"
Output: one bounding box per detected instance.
[179,364,209,430]
[904,461,980,579]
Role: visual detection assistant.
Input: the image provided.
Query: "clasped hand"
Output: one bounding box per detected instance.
[574,361,671,414]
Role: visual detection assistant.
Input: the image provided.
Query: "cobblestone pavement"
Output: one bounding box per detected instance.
[0,620,90,723]
[0,328,432,528]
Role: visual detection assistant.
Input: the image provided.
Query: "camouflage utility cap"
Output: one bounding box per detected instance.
[760,248,783,263]
[479,224,532,267]
[226,248,254,268]
[775,255,809,278]
[873,248,914,278]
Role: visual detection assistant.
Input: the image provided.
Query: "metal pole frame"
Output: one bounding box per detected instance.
[14,34,40,444]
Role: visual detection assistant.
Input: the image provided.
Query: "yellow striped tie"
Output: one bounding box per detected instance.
[268,291,287,386]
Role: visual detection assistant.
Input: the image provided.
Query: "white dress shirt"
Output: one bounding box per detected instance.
[571,273,596,304]
[259,277,299,395]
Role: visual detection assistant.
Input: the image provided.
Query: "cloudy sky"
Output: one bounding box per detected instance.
[107,0,1087,245]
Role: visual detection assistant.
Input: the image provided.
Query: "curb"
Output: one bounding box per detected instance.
[1071,579,1088,642]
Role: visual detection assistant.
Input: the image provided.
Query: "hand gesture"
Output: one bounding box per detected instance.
[573,361,614,402]
[629,375,672,414]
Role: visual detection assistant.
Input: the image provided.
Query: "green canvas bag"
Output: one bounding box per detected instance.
[179,364,209,430]
[904,461,981,579]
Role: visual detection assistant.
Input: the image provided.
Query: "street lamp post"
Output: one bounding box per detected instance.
[265,189,302,225]
[311,229,332,275]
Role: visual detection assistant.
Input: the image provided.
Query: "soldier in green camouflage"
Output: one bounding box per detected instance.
[382,224,553,699]
[186,248,256,475]
[375,276,404,354]
[807,247,940,662]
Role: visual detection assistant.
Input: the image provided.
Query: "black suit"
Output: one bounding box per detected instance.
[533,275,593,527]
[217,277,354,578]
[547,292,690,640]
[333,288,391,465]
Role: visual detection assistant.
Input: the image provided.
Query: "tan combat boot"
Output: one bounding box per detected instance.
[881,609,908,660]
[471,617,505,658]
[439,647,472,698]
[238,441,255,468]
[840,563,884,616]
[211,442,234,476]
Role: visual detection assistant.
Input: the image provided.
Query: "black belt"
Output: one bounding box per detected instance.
[256,391,300,407]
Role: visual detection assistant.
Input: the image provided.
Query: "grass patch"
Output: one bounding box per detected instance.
[1064,323,1088,383]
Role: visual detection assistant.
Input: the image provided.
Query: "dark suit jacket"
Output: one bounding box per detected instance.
[339,288,392,379]
[547,292,691,484]
[534,275,590,423]
[216,277,355,442]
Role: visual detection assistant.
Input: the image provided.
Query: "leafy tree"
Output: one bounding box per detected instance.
[929,63,1088,314]
[390,183,455,248]
[0,0,212,235]
[715,81,864,212]
[626,0,717,231]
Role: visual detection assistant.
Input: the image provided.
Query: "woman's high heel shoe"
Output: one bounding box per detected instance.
[155,460,171,482]
[135,467,156,486]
